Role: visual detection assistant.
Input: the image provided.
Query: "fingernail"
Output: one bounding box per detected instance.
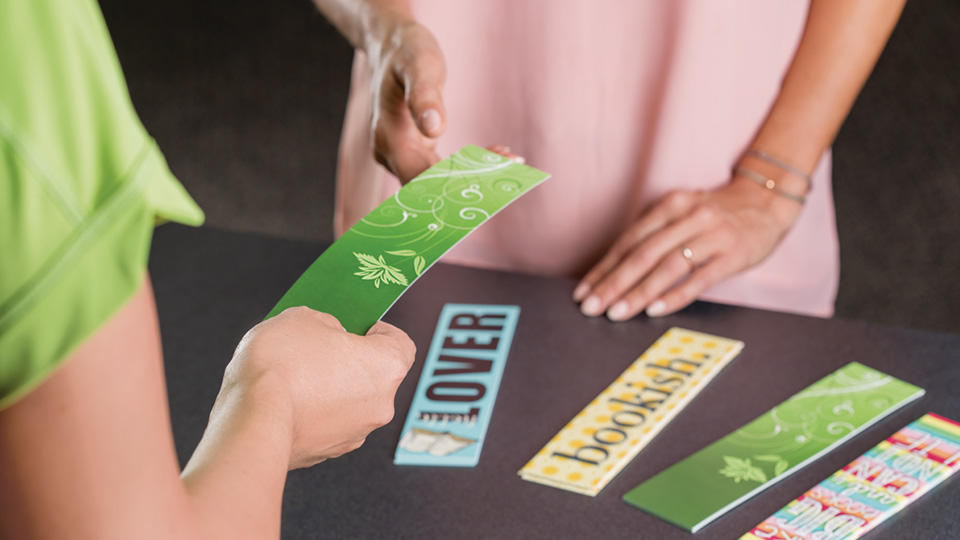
[421,109,441,134]
[646,300,667,317]
[607,300,631,321]
[512,155,526,164]
[573,283,591,301]
[581,296,603,317]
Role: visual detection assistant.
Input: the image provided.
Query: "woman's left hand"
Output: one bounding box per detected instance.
[573,176,803,320]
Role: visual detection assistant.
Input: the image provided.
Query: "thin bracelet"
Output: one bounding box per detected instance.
[734,166,806,205]
[746,149,813,190]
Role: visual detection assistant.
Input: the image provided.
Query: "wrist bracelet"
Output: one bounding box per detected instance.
[734,166,806,205]
[746,149,812,190]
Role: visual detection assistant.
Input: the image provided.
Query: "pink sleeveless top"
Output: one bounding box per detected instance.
[335,0,838,317]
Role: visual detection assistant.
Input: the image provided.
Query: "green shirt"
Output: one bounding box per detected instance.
[0,0,204,408]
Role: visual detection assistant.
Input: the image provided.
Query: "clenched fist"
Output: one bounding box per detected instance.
[215,307,416,468]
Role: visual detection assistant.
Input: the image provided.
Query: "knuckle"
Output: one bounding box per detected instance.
[350,438,366,453]
[626,286,655,309]
[279,305,309,318]
[624,221,648,240]
[691,204,716,223]
[704,264,726,285]
[375,329,417,372]
[235,324,269,356]
[714,226,736,247]
[417,37,445,68]
[311,310,341,326]
[594,252,623,276]
[669,254,690,275]
[221,360,241,388]
[289,305,315,319]
[398,353,415,376]
[376,404,396,427]
[623,246,653,270]
[696,261,729,288]
[285,307,341,329]
[618,233,644,252]
[237,323,261,343]
[408,83,439,105]
[388,358,410,386]
[664,190,693,209]
[397,333,417,361]
[622,287,647,307]
[597,272,635,301]
[630,276,655,299]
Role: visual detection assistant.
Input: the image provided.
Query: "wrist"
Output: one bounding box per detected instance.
[730,154,806,231]
[180,372,294,539]
[360,3,417,63]
[206,370,296,466]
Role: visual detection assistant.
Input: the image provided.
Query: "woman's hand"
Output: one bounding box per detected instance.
[366,18,447,182]
[573,176,804,320]
[214,307,416,469]
[313,0,448,181]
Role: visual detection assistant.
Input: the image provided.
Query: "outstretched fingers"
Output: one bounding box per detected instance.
[574,190,700,305]
[604,230,729,320]
[646,255,740,317]
[578,198,714,317]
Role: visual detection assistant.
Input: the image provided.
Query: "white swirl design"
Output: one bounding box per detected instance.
[458,207,490,222]
[361,208,412,228]
[494,178,522,193]
[826,422,855,435]
[460,184,483,201]
[347,146,545,255]
[832,400,854,416]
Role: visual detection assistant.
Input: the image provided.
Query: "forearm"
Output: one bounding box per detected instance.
[745,0,905,177]
[312,0,414,55]
[0,279,294,540]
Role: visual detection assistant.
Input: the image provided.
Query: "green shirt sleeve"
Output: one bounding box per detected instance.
[0,0,204,408]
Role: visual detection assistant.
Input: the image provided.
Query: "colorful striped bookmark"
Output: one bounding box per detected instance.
[741,413,960,539]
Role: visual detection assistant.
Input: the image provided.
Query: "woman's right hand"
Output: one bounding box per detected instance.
[217,307,416,469]
[364,17,447,182]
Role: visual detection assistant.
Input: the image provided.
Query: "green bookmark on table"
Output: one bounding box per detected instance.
[622,362,924,533]
[267,145,550,334]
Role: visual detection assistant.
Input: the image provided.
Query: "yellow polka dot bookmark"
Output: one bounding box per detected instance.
[518,327,744,496]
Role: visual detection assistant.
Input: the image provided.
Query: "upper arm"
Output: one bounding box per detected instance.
[0,278,197,540]
[0,4,210,537]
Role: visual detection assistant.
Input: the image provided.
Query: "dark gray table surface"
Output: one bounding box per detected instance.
[150,225,960,539]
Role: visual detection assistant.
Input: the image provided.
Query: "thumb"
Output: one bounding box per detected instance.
[401,47,447,138]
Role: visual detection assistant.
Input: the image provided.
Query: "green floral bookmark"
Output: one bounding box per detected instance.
[622,362,923,533]
[267,145,550,334]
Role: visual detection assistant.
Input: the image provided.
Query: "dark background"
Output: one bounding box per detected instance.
[99,0,960,333]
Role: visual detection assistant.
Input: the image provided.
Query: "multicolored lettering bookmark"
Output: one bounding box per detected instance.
[394,304,520,467]
[622,362,925,533]
[741,413,960,540]
[267,146,549,334]
[518,328,745,496]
